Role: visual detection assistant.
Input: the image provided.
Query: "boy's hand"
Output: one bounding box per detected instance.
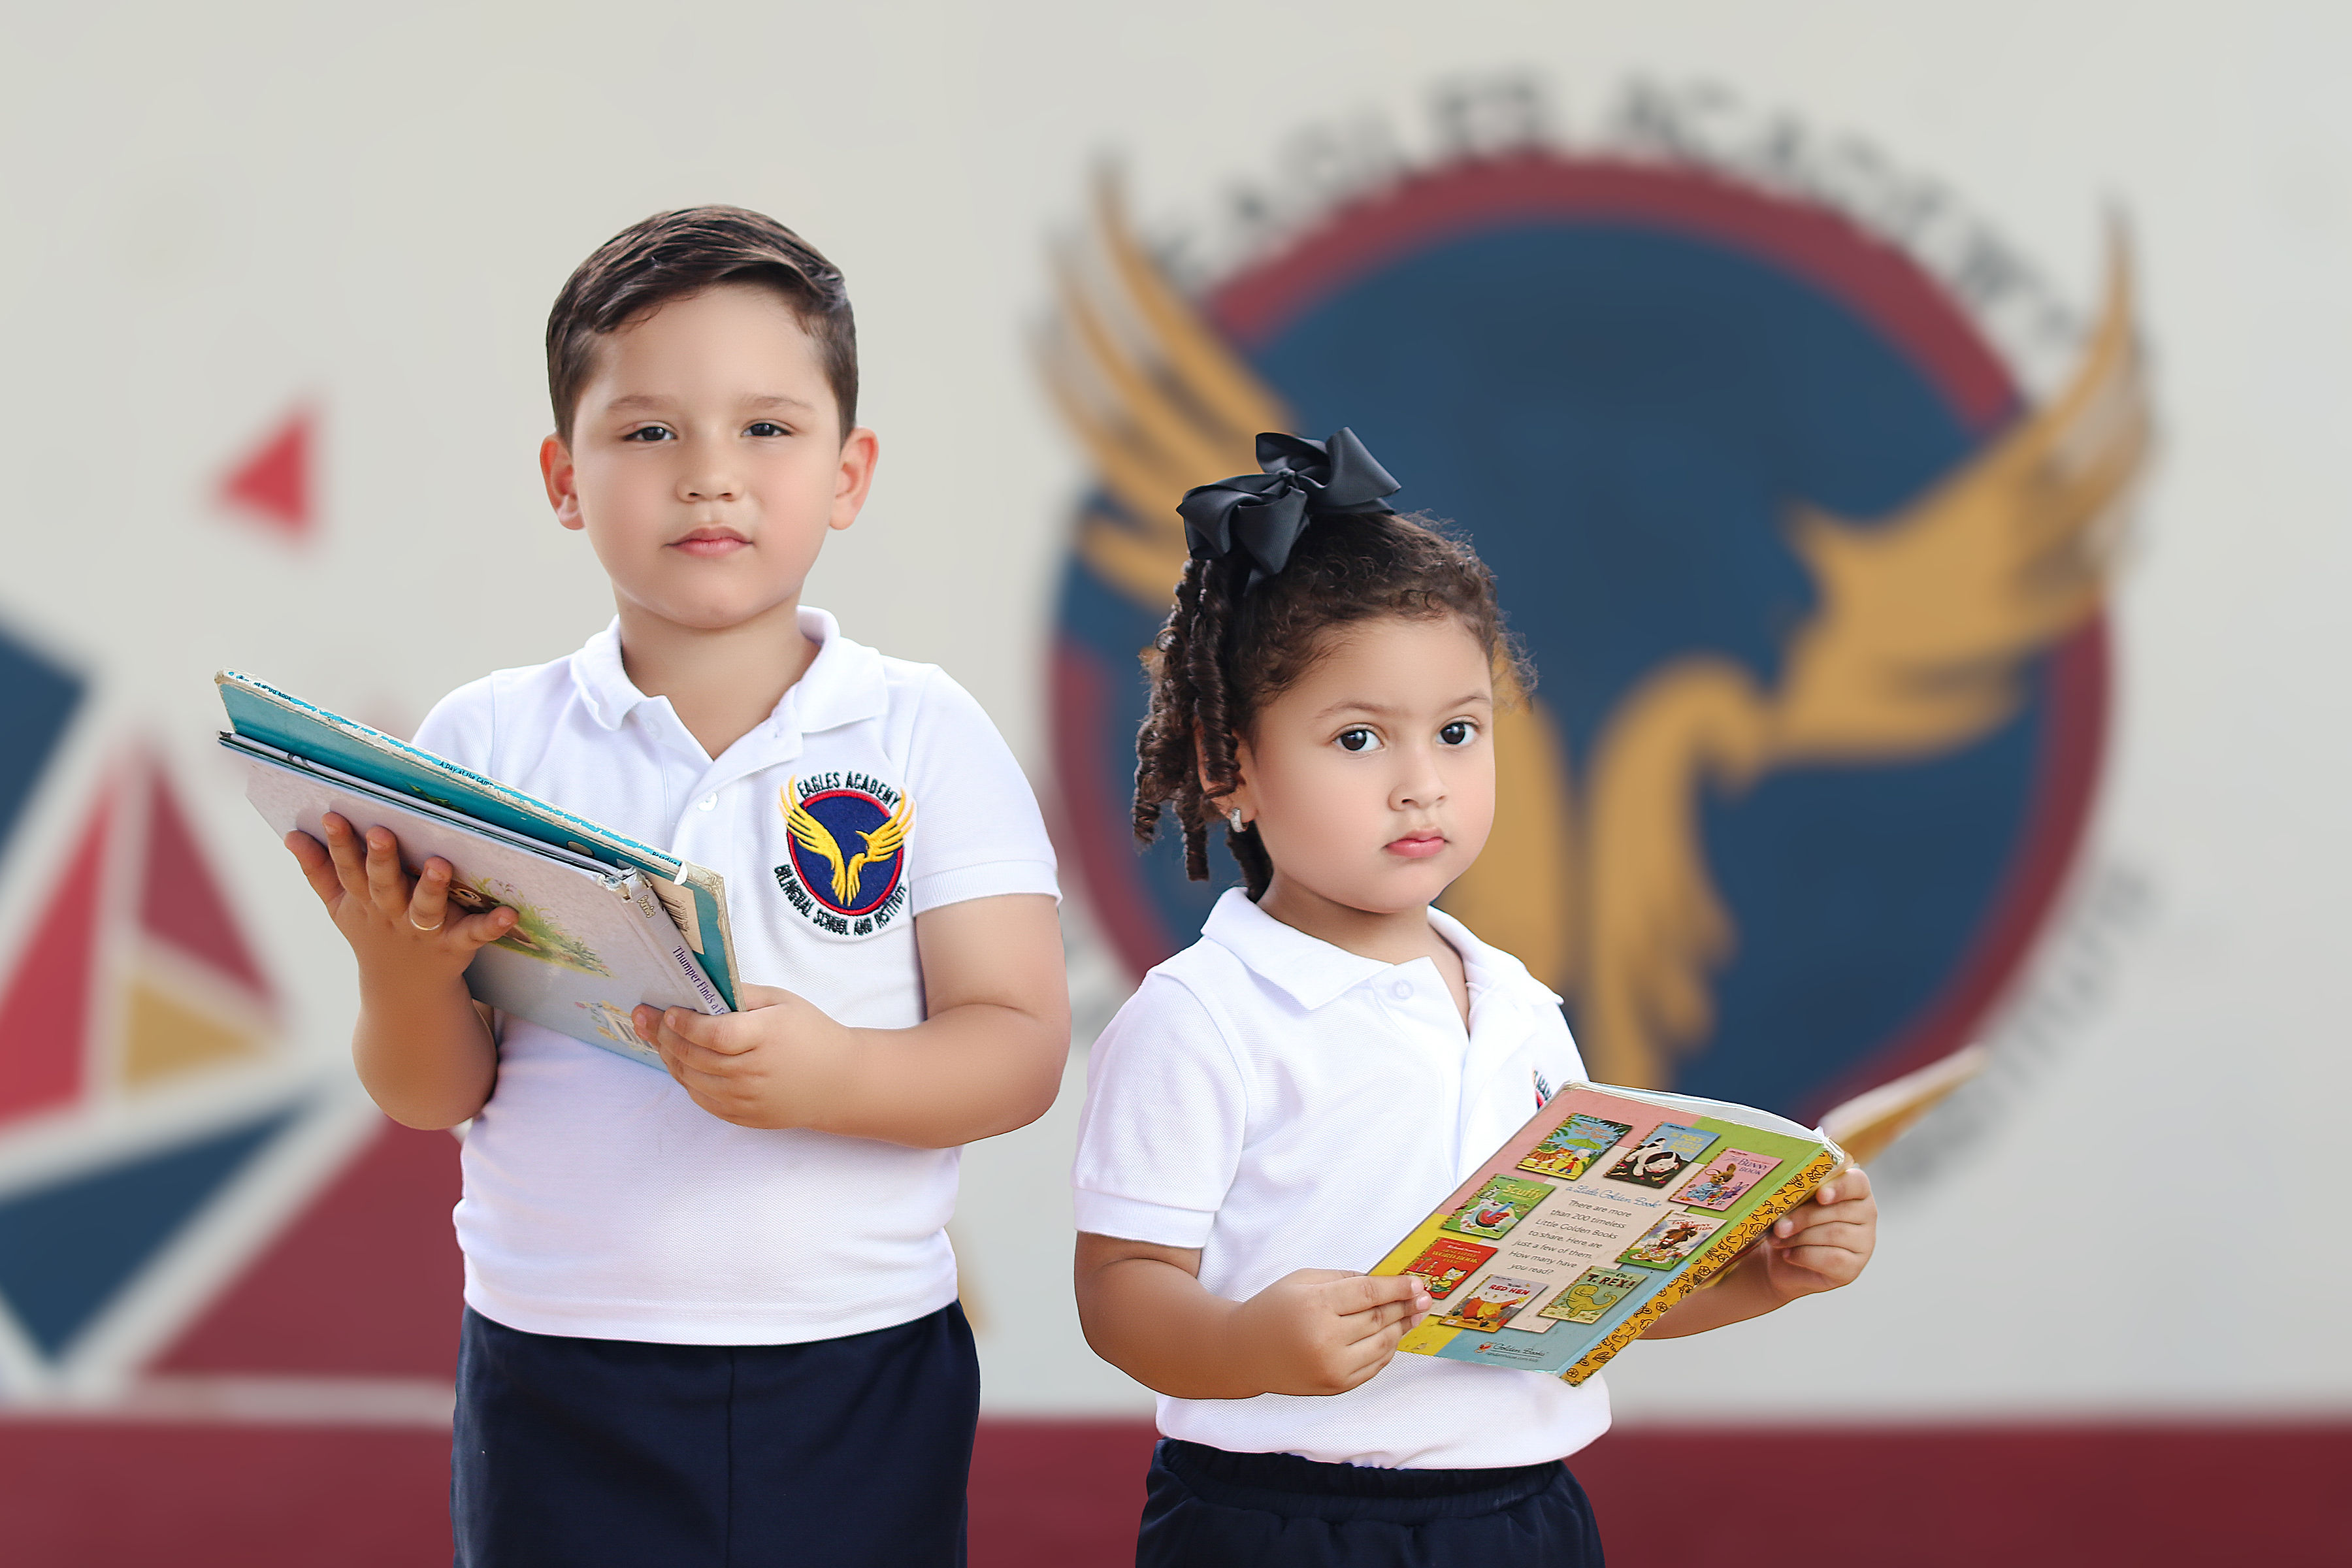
[1232,1269,1435,1397]
[286,814,517,987]
[632,984,857,1130]
[1752,1166,1877,1301]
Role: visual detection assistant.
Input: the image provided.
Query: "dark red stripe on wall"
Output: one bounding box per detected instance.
[2,1416,2342,1565]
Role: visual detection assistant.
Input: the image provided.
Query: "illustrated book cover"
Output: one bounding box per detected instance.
[1517,1112,1635,1180]
[1438,1176,1555,1241]
[1434,1275,1544,1332]
[217,670,742,1008]
[1371,1083,1846,1385]
[1601,1122,1718,1188]
[1672,1149,1784,1211]
[1397,1237,1498,1299]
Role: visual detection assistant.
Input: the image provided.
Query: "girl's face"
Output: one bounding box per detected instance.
[1228,614,1497,919]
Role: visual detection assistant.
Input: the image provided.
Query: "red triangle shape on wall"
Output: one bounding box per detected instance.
[220,408,312,538]
[0,785,112,1125]
[155,1119,463,1378]
[140,764,272,1004]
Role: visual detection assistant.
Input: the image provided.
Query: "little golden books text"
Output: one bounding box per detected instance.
[1371,1084,1846,1384]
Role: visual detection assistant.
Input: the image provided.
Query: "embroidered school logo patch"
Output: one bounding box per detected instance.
[776,774,914,938]
[1041,78,2150,1132]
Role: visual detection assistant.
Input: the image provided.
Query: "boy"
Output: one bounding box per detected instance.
[284,206,1068,1565]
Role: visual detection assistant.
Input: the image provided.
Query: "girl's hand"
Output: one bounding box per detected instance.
[1754,1166,1877,1301]
[1232,1269,1435,1397]
[286,813,517,987]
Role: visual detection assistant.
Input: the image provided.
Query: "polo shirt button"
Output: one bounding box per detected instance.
[1390,980,1413,1000]
[697,794,718,811]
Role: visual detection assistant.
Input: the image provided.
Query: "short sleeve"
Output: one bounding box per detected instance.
[900,667,1058,914]
[1070,973,1247,1249]
[410,675,498,777]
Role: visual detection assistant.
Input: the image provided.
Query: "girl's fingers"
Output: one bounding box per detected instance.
[1774,1220,1871,1254]
[1347,1298,1422,1339]
[1774,1245,1863,1282]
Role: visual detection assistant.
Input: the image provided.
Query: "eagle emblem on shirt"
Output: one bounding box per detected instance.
[775,774,915,936]
[1043,167,2151,1136]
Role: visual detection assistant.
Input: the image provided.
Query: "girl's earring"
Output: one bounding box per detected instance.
[1228,808,1247,832]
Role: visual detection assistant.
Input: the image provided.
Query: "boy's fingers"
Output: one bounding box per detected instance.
[319,815,372,900]
[362,830,411,913]
[407,859,454,933]
[663,1008,755,1055]
[283,831,343,906]
[449,906,517,949]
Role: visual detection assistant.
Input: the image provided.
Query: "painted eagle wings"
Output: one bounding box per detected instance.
[1573,239,2151,1088]
[783,780,915,906]
[1039,172,2148,1117]
[1041,175,1580,986]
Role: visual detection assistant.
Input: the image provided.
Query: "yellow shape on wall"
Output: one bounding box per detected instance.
[121,977,263,1087]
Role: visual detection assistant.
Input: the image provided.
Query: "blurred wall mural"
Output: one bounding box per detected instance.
[1047,76,2149,1138]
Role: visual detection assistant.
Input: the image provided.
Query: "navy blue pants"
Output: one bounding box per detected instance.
[1137,1439,1605,1567]
[451,1303,978,1567]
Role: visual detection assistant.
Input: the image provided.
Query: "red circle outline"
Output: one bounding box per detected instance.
[1064,152,2110,1116]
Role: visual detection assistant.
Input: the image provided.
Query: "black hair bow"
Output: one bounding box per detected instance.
[1176,429,1400,590]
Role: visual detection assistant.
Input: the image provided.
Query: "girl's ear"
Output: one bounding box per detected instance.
[1196,730,1257,826]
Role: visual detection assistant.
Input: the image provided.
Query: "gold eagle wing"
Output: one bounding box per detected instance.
[782,779,855,904]
[841,794,916,904]
[1040,174,1580,989]
[1575,237,2153,1092]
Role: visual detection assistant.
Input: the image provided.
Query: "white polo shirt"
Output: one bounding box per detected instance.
[1071,889,1611,1469]
[412,608,1058,1345]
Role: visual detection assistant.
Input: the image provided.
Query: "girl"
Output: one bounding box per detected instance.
[1070,430,1878,1566]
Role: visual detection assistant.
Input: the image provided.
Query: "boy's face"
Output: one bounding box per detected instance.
[540,282,877,635]
[1227,615,1497,920]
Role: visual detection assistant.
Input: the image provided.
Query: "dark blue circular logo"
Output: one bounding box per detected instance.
[1047,152,2144,1122]
[780,779,911,920]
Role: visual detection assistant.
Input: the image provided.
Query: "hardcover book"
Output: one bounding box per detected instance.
[1437,1176,1555,1241]
[1373,1084,1846,1385]
[1601,1122,1718,1189]
[1398,1237,1498,1300]
[1434,1275,1544,1332]
[217,672,743,1067]
[1672,1150,1784,1212]
[1517,1112,1635,1180]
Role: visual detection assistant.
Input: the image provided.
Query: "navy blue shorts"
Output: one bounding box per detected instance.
[1137,1438,1605,1567]
[451,1303,979,1567]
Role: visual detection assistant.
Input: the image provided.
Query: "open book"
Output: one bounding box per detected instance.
[1373,1083,1847,1385]
[217,671,743,1068]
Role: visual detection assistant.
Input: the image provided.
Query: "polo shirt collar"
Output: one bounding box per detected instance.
[569,606,889,739]
[1200,889,1559,1015]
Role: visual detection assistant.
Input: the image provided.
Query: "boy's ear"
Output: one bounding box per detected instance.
[829,426,881,533]
[540,434,585,532]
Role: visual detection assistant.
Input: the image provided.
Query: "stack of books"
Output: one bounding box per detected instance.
[216,672,741,1069]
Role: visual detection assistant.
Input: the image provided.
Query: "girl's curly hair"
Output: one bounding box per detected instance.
[1133,510,1529,900]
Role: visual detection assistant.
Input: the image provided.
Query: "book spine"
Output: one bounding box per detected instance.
[624,879,730,1015]
[1557,1145,1844,1387]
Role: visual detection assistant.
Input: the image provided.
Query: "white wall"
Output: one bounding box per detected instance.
[2,0,2344,1418]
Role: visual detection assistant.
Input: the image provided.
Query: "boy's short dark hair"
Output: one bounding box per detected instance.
[546,205,858,442]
